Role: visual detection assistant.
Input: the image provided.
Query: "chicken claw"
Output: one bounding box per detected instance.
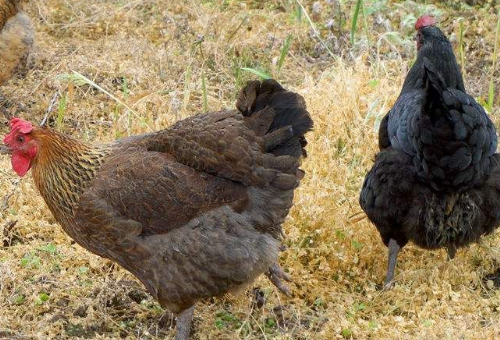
[266,263,292,297]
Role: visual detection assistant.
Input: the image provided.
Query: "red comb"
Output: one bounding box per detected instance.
[415,15,436,30]
[9,118,33,134]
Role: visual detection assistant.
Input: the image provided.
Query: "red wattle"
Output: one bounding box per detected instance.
[11,153,31,177]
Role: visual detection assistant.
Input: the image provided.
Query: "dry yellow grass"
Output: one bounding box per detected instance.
[1,0,500,339]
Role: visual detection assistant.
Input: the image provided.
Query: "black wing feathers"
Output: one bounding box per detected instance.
[385,58,497,191]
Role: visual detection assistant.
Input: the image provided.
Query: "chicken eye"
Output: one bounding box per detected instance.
[17,136,25,144]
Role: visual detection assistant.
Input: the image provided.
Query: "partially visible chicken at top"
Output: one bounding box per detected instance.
[1,79,313,340]
[0,0,33,86]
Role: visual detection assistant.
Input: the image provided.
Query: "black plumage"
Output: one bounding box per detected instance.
[360,16,500,287]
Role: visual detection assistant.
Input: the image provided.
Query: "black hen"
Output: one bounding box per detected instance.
[360,15,500,287]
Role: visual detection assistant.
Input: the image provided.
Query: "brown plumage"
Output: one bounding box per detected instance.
[0,0,33,85]
[1,79,313,340]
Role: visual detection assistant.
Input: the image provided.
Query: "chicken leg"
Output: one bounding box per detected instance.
[447,244,457,260]
[266,263,292,297]
[384,238,401,289]
[174,305,195,340]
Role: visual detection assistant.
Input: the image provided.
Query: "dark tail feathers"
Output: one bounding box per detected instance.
[421,57,449,120]
[423,57,446,95]
[236,79,313,158]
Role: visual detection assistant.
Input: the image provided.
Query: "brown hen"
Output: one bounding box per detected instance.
[1,79,313,340]
[0,0,33,86]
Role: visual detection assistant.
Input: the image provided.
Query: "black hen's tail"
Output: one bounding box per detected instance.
[421,57,447,119]
[415,58,498,191]
[237,79,313,159]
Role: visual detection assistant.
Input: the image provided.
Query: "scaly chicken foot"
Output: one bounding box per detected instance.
[174,305,195,340]
[383,238,401,290]
[158,310,175,330]
[266,263,292,297]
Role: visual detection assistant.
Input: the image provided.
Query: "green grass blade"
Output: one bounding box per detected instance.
[121,77,129,98]
[277,34,292,73]
[351,0,363,45]
[240,67,272,79]
[488,12,500,111]
[458,18,466,78]
[201,71,208,112]
[295,3,302,22]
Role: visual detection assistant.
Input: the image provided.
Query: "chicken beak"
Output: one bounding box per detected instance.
[0,145,12,155]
